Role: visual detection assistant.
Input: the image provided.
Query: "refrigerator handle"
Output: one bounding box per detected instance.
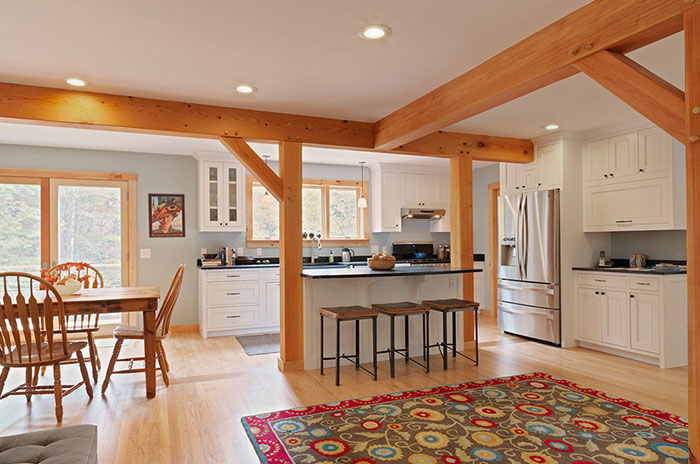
[522,195,529,280]
[515,195,523,280]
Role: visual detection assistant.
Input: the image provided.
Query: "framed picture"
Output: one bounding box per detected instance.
[149,194,185,238]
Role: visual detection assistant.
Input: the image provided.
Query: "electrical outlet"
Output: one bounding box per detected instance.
[200,248,207,255]
[140,248,152,259]
[237,247,244,256]
[256,248,263,256]
[371,246,379,254]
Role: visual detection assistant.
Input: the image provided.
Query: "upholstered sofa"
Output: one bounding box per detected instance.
[0,424,97,464]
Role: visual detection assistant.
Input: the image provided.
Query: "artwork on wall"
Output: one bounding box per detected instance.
[149,194,185,238]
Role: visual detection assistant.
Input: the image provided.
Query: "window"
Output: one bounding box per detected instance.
[246,177,369,246]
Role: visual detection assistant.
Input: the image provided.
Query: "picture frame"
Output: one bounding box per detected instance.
[149,193,185,238]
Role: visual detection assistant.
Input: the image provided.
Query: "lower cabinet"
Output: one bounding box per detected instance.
[574,271,686,368]
[199,268,280,338]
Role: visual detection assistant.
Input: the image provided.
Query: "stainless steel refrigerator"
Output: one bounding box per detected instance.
[497,189,560,345]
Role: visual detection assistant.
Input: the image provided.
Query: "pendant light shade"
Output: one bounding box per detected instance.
[261,155,274,205]
[357,161,367,209]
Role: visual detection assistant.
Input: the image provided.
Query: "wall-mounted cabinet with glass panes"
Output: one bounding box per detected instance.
[195,152,245,232]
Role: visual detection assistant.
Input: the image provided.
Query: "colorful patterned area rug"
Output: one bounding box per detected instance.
[242,372,688,464]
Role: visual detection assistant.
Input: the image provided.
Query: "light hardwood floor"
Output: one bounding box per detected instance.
[0,317,687,463]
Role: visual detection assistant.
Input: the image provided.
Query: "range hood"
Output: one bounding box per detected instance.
[401,207,446,220]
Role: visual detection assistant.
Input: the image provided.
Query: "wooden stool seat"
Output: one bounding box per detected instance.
[371,301,429,315]
[422,298,479,311]
[320,306,378,320]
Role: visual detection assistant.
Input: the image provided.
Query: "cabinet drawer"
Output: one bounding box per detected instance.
[205,270,260,283]
[265,268,281,281]
[628,276,659,292]
[577,273,627,290]
[208,306,259,329]
[206,282,260,306]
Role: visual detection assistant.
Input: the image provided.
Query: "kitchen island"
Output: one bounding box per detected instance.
[302,265,482,371]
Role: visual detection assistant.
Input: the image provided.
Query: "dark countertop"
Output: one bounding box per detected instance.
[301,265,483,279]
[572,266,687,275]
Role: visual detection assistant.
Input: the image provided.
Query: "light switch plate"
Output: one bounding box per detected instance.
[371,246,379,254]
[140,248,152,259]
[237,247,244,256]
[200,248,207,255]
[256,248,263,256]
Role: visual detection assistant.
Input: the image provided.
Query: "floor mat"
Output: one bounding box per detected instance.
[236,333,280,356]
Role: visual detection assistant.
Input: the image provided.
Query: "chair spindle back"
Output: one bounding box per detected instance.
[0,272,68,366]
[156,264,185,337]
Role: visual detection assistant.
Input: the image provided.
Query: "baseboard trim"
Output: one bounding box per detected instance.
[277,358,304,372]
[170,324,199,333]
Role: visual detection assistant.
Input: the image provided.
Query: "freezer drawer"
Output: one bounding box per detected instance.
[497,280,559,310]
[497,301,560,345]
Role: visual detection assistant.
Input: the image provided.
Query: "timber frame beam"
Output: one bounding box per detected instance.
[374,0,697,150]
[219,137,283,201]
[0,82,533,163]
[573,50,686,142]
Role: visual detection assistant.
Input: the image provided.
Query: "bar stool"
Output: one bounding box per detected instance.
[422,298,480,370]
[371,302,430,378]
[320,306,378,386]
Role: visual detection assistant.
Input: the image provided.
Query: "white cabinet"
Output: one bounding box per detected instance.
[371,164,449,233]
[199,268,280,338]
[430,175,451,233]
[582,127,685,232]
[500,141,561,195]
[574,271,687,368]
[196,153,245,232]
[630,292,660,354]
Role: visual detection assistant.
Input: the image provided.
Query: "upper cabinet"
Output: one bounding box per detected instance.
[500,141,562,195]
[582,127,684,232]
[195,152,246,232]
[371,164,449,233]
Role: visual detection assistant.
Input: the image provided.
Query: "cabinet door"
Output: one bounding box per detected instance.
[630,293,660,354]
[202,161,223,229]
[601,290,629,347]
[381,171,402,231]
[577,287,602,342]
[609,133,638,180]
[638,127,671,175]
[400,173,421,207]
[500,163,519,194]
[430,174,450,232]
[536,143,561,189]
[421,174,441,207]
[222,163,243,229]
[266,281,281,327]
[585,140,610,182]
[518,165,537,191]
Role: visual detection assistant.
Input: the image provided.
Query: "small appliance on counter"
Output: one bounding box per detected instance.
[341,247,356,263]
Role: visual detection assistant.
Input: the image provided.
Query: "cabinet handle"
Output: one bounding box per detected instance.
[615,220,633,224]
[594,279,606,282]
[226,292,241,296]
[226,315,241,319]
[636,282,650,286]
[226,275,240,278]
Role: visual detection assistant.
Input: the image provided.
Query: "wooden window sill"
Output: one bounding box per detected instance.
[246,239,370,248]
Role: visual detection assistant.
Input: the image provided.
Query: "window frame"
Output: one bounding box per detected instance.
[246,176,369,247]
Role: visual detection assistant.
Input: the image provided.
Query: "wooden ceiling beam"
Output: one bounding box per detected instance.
[219,137,283,201]
[373,0,695,151]
[0,82,533,163]
[574,50,685,142]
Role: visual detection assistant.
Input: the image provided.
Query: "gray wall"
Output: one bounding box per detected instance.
[610,230,687,261]
[472,164,500,309]
[0,143,450,325]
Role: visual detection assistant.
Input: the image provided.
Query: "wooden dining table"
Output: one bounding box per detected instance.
[39,287,161,398]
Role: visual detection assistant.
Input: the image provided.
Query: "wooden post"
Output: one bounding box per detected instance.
[488,182,500,318]
[449,156,475,341]
[685,7,700,460]
[278,141,304,372]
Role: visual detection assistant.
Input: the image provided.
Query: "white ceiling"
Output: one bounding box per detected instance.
[0,0,685,157]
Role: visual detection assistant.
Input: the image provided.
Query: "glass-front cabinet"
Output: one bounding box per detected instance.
[197,153,245,232]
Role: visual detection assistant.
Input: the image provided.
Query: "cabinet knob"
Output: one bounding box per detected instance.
[219,222,223,226]
[521,185,526,189]
[516,186,520,189]
[630,294,635,298]
[537,183,542,186]
[603,174,608,178]
[601,292,606,295]
[595,291,600,295]
[609,173,614,177]
[639,168,644,172]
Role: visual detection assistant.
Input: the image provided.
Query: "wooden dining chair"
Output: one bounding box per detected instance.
[42,262,104,383]
[101,264,185,394]
[0,272,93,422]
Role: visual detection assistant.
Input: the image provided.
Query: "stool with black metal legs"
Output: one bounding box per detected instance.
[320,306,378,386]
[422,299,480,370]
[371,302,430,378]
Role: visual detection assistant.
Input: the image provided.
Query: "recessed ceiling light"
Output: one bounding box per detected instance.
[359,25,391,40]
[65,77,87,87]
[545,123,560,131]
[236,84,256,94]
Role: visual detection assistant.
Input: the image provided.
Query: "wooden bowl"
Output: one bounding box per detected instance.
[368,258,396,270]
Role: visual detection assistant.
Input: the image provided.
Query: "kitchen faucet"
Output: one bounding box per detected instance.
[310,235,323,263]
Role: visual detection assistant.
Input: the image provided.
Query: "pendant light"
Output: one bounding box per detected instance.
[357,161,368,208]
[261,155,274,205]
